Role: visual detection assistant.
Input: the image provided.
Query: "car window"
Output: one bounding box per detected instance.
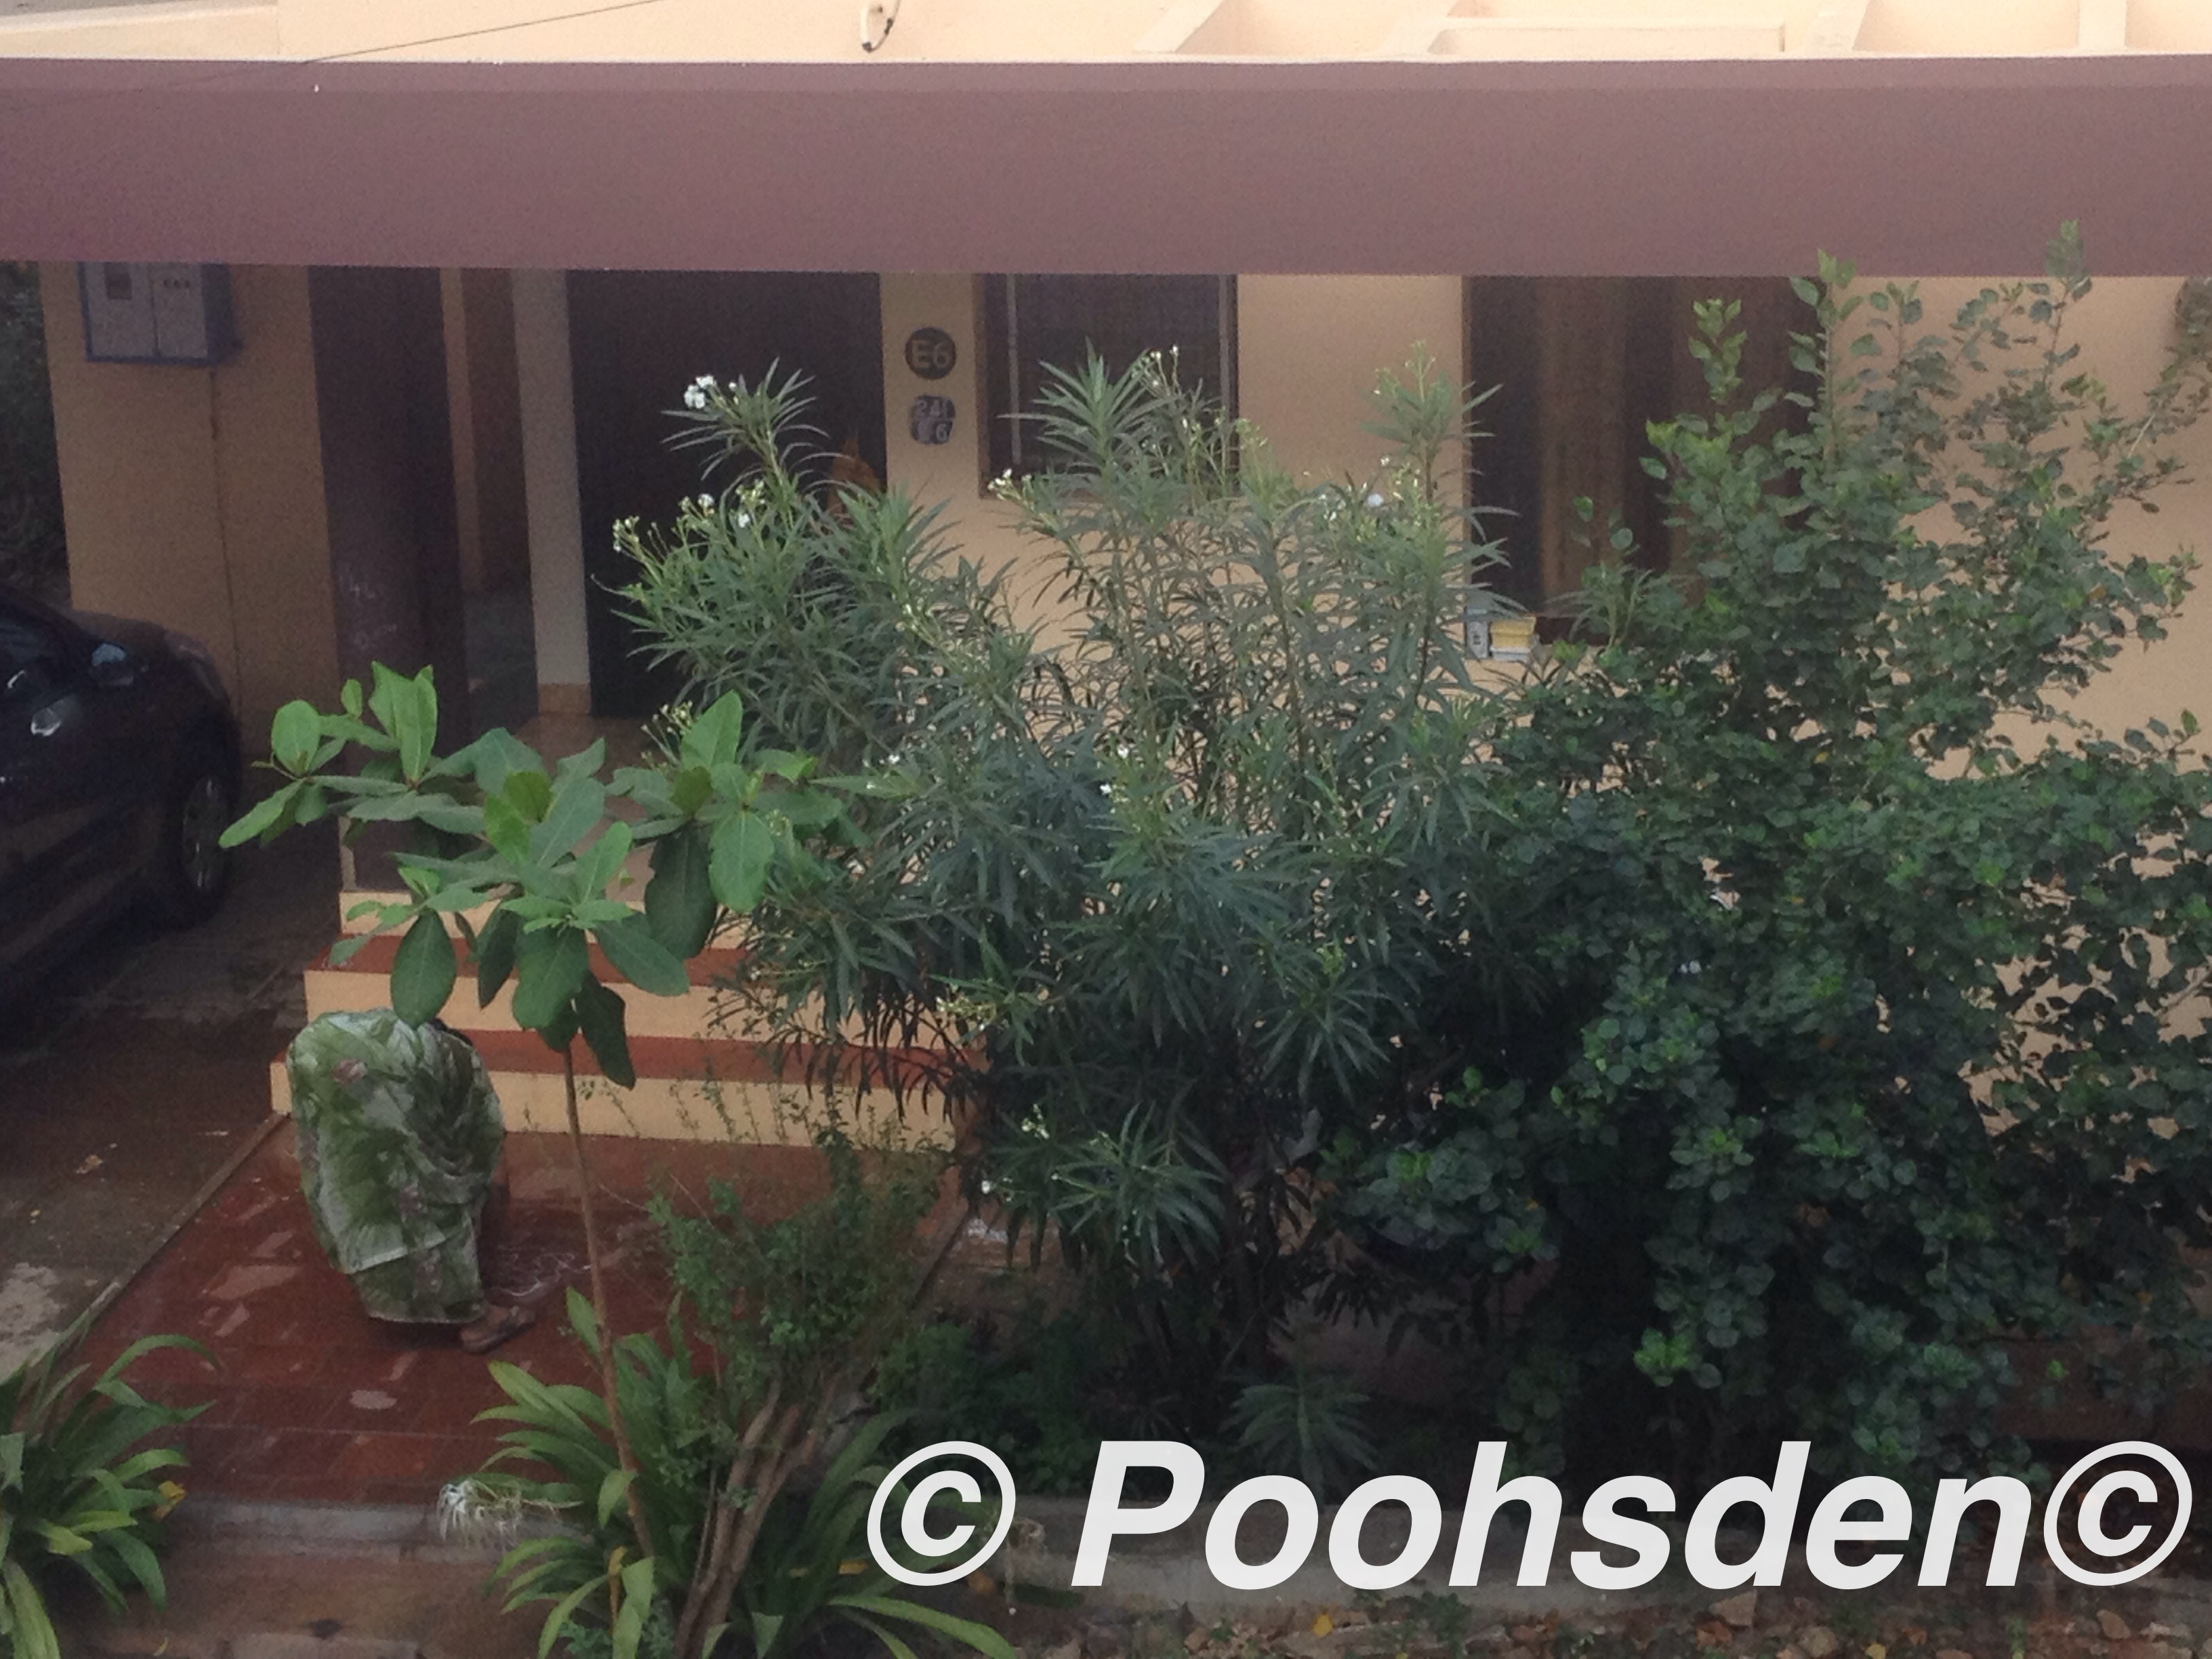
[0,605,68,709]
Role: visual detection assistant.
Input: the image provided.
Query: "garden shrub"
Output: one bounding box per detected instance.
[1329,236,2212,1486]
[630,349,1511,1436]
[622,234,2212,1491]
[871,1309,1109,1496]
[451,1126,1011,1659]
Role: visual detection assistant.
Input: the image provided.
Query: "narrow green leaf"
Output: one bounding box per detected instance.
[833,1597,1019,1659]
[596,1467,638,1528]
[537,1576,602,1659]
[3,1559,62,1659]
[848,1612,921,1659]
[31,1521,91,1557]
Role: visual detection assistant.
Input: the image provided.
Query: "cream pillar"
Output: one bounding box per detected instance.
[511,268,592,716]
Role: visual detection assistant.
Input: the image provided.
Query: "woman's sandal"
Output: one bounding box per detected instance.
[459,1302,538,1354]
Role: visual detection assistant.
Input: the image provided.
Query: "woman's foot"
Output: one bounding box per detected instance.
[458,1302,537,1354]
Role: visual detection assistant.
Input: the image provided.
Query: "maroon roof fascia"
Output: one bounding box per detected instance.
[0,54,2207,274]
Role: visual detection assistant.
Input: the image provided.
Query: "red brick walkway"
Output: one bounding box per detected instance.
[82,1125,835,1507]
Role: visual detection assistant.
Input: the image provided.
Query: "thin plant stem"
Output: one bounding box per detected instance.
[562,1037,655,1563]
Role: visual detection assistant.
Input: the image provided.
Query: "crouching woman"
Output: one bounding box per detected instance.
[285,1008,535,1353]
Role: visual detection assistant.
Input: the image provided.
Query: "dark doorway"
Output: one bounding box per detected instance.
[567,270,887,718]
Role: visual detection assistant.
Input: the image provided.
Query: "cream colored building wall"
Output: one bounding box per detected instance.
[40,262,337,740]
[876,272,1059,628]
[878,272,1472,638]
[6,0,2164,62]
[1237,274,1465,489]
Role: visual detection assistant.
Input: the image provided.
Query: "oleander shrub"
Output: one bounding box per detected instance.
[624,232,2212,1489]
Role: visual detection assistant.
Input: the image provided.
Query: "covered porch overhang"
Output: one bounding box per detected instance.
[3,54,2212,275]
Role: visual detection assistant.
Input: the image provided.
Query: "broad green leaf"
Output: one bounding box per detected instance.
[537,992,580,1053]
[710,811,777,914]
[680,691,745,770]
[754,747,813,781]
[390,913,458,1025]
[575,820,635,902]
[220,781,302,849]
[504,769,554,823]
[773,788,846,831]
[533,774,607,863]
[644,826,716,958]
[368,663,439,783]
[575,978,636,1088]
[269,701,322,774]
[669,766,714,819]
[476,908,522,1006]
[554,739,608,790]
[511,927,590,1035]
[594,914,691,998]
[443,727,542,795]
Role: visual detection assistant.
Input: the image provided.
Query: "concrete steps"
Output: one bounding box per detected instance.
[271,899,951,1145]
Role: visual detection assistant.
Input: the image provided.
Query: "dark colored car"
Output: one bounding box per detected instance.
[0,586,242,997]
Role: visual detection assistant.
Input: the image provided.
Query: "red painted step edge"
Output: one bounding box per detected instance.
[314,931,745,987]
[460,1028,951,1091]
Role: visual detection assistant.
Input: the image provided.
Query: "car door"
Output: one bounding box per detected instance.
[0,600,140,980]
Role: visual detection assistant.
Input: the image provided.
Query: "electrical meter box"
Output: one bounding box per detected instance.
[78,263,238,365]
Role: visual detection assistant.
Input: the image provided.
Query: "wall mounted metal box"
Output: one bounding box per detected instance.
[78,263,239,365]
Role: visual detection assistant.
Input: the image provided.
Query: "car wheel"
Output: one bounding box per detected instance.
[150,745,234,926]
